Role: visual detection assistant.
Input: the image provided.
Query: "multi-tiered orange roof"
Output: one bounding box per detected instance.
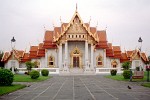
[1,9,149,64]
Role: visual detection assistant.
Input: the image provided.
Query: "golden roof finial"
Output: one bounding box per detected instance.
[105,25,107,30]
[76,3,78,12]
[89,16,91,24]
[96,21,98,28]
[52,22,55,28]
[60,16,62,24]
[43,24,46,31]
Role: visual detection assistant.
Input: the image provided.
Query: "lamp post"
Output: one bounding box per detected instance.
[138,37,143,71]
[146,66,150,82]
[138,37,143,51]
[11,36,16,74]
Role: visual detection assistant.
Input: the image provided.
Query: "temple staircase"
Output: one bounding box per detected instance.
[69,68,84,75]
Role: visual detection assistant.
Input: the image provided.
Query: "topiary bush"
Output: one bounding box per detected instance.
[0,69,14,86]
[123,70,132,79]
[41,69,49,76]
[122,62,131,70]
[110,70,117,76]
[29,70,40,79]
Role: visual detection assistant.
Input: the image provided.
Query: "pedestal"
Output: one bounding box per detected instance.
[84,61,95,75]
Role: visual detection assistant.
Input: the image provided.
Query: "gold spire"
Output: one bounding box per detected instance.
[96,21,98,28]
[43,24,46,31]
[52,22,55,28]
[60,16,62,24]
[76,3,78,12]
[89,16,91,24]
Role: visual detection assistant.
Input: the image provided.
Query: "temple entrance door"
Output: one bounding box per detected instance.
[73,56,79,68]
[70,47,82,69]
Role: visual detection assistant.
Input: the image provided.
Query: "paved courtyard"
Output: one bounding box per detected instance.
[0,75,150,100]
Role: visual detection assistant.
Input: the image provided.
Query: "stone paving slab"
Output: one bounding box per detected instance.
[0,75,150,100]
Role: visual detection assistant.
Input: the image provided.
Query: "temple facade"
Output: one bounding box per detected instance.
[1,9,149,75]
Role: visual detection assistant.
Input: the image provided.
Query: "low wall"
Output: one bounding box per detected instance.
[96,68,123,74]
[17,68,59,74]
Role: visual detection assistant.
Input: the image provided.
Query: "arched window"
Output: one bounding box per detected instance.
[48,56,54,67]
[111,60,118,68]
[97,55,103,66]
[34,60,40,68]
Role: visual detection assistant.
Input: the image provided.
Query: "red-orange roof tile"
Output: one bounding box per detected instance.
[30,46,38,52]
[113,46,121,51]
[97,31,107,41]
[38,43,43,49]
[21,53,30,62]
[96,30,108,49]
[113,46,121,58]
[90,27,96,34]
[84,23,89,28]
[106,43,114,57]
[126,51,133,58]
[141,52,149,62]
[1,52,9,62]
[44,31,54,42]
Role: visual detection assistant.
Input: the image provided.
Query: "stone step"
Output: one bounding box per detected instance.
[69,68,84,74]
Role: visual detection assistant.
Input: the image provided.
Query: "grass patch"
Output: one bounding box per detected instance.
[14,74,51,82]
[105,74,129,81]
[141,83,150,88]
[105,71,149,82]
[0,84,26,96]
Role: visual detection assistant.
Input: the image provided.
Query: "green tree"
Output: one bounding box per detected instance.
[25,61,35,74]
[148,56,150,64]
[122,61,132,79]
[122,61,131,70]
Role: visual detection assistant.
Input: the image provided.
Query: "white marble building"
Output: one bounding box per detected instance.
[1,8,149,75]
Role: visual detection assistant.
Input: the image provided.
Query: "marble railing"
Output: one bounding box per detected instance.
[95,68,123,74]
[17,68,59,74]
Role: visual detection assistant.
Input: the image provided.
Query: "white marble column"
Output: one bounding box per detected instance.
[65,41,68,67]
[103,49,106,67]
[59,43,62,69]
[85,40,88,67]
[45,49,48,67]
[91,44,94,68]
[65,41,68,61]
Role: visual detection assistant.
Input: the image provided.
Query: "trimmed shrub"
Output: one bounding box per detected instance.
[123,70,132,79]
[30,70,40,79]
[110,70,117,76]
[41,69,49,76]
[0,69,14,86]
[122,62,131,70]
[25,61,35,74]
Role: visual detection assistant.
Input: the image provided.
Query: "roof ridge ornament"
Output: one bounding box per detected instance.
[60,16,62,24]
[89,16,91,25]
[76,3,78,12]
[96,21,98,28]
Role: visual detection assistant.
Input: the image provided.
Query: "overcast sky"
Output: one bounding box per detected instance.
[0,0,150,55]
